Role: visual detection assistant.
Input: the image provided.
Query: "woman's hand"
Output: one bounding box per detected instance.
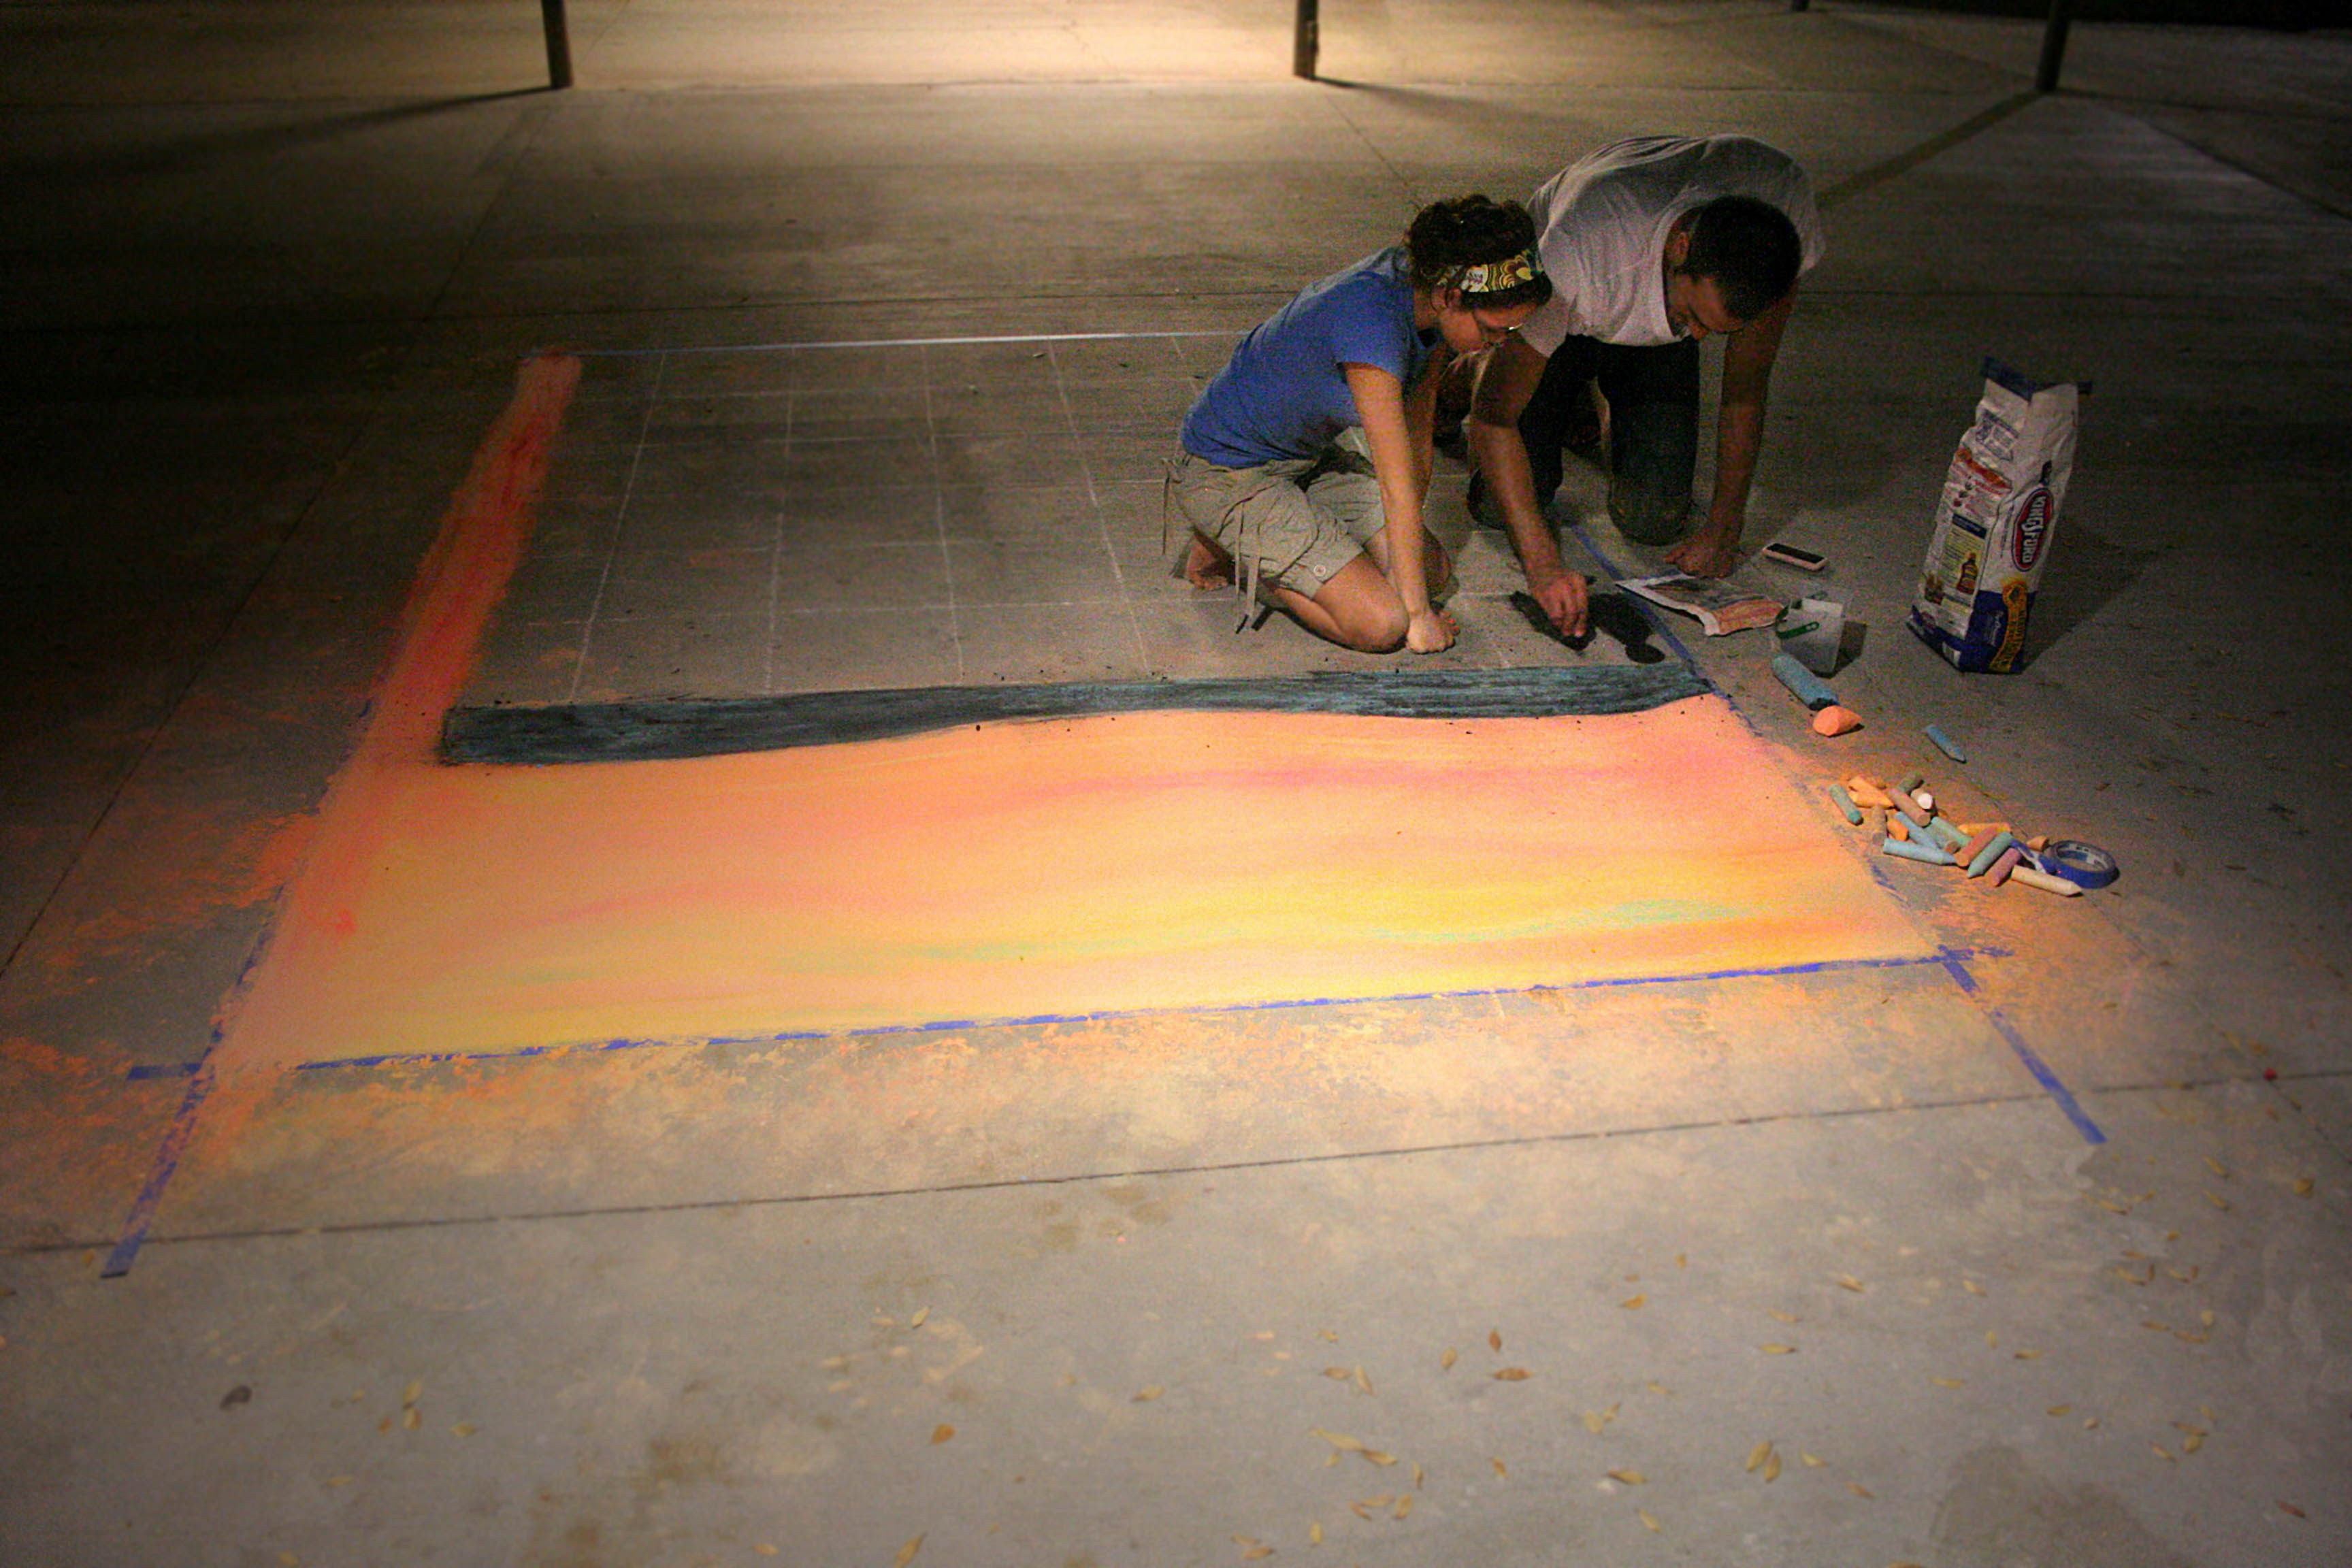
[1406,607,1457,654]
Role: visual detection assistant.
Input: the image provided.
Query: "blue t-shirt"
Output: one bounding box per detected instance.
[1181,246,1430,468]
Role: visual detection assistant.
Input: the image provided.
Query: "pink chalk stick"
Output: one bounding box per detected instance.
[1957,827,1999,868]
[1987,846,2023,887]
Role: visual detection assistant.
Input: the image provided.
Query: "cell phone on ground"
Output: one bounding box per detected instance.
[1762,541,1827,572]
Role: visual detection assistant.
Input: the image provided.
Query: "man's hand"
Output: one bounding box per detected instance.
[1406,608,1458,655]
[1664,529,1740,578]
[1529,561,1590,640]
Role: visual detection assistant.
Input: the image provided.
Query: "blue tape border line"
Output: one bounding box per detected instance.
[101,1047,218,1277]
[1939,953,2107,1145]
[122,946,2003,1080]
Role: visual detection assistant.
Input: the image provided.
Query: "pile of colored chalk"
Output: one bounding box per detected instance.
[1825,772,2083,897]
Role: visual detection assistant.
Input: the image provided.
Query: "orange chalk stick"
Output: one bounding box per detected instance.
[1844,777,1895,808]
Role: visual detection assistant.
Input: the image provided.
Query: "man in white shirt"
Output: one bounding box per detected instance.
[1467,135,1825,638]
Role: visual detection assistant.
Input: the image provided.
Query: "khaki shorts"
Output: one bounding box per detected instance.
[1168,432,1386,598]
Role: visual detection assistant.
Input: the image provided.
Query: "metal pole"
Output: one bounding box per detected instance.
[2034,0,2074,93]
[1293,0,1319,80]
[541,0,574,89]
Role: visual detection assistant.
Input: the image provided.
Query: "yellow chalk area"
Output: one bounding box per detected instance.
[223,698,1930,1064]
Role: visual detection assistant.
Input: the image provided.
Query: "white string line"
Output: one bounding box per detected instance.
[571,329,1235,358]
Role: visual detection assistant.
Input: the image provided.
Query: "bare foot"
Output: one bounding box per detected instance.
[1183,534,1235,591]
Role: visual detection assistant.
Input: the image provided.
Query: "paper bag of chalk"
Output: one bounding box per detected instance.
[1908,358,2089,673]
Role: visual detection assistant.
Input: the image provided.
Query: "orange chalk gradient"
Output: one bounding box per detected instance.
[225,699,1931,1064]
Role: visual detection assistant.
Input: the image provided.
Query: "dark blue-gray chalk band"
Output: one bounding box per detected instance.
[439,666,1714,766]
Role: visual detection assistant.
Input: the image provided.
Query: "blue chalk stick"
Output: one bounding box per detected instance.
[1829,785,1863,826]
[1925,724,1968,763]
[1771,653,1838,712]
[1882,836,1957,866]
[1967,829,2019,879]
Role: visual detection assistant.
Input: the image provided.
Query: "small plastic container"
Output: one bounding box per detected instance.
[1776,598,1845,676]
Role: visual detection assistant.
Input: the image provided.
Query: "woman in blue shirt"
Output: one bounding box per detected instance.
[1173,196,1551,654]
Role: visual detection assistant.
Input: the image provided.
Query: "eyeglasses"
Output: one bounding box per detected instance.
[1467,309,1521,345]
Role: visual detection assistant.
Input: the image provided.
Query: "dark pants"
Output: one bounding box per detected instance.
[1522,336,1700,546]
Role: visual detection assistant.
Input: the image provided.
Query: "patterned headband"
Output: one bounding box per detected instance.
[1450,248,1544,297]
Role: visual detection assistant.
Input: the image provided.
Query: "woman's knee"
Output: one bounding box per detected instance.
[1331,597,1409,653]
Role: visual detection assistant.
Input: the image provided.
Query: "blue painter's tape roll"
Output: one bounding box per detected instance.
[2036,840,2120,888]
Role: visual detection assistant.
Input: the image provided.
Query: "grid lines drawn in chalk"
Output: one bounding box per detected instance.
[466,333,1657,710]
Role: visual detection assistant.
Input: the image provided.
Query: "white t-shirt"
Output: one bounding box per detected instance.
[1520,135,1826,356]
